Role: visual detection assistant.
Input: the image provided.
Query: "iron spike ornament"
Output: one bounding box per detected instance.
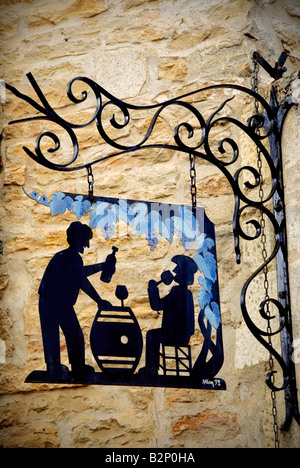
[1,52,299,424]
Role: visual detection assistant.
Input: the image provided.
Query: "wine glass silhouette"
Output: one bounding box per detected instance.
[115,285,129,308]
[157,270,174,286]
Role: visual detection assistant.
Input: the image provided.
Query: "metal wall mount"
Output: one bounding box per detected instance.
[2,53,300,429]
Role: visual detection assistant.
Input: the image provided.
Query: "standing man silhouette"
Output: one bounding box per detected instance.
[38,221,112,380]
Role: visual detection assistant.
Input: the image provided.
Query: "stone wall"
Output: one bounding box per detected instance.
[0,0,300,448]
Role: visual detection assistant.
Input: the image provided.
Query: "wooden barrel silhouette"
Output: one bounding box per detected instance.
[90,305,143,374]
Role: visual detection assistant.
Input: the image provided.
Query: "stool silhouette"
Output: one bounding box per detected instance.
[159,344,192,377]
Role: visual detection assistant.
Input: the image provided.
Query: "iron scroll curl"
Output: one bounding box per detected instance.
[2,74,291,393]
[4,75,274,169]
[237,203,289,392]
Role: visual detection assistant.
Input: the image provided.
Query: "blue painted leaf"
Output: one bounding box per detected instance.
[198,275,213,292]
[49,192,73,215]
[72,195,91,219]
[203,251,217,281]
[89,202,110,228]
[194,252,216,281]
[196,288,213,309]
[204,302,221,329]
[196,234,214,254]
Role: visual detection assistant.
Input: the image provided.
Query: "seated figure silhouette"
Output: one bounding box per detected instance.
[142,255,198,376]
[38,221,113,380]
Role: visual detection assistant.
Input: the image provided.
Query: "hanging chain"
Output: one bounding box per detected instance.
[189,153,197,208]
[252,56,280,448]
[87,165,94,203]
[285,52,300,61]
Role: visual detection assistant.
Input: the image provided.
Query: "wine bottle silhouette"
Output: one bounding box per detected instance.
[100,246,118,283]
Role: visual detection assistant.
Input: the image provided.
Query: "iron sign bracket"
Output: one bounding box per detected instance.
[267,88,300,429]
[1,53,300,429]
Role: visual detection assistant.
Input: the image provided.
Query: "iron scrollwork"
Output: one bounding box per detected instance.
[2,72,299,425]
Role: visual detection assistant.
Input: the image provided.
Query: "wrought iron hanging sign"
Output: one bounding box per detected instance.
[1,51,300,427]
[23,192,225,390]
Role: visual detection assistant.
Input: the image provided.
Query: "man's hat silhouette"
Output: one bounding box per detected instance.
[171,255,198,285]
[67,221,93,247]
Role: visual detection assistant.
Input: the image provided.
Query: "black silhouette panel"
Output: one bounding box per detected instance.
[25,200,225,390]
